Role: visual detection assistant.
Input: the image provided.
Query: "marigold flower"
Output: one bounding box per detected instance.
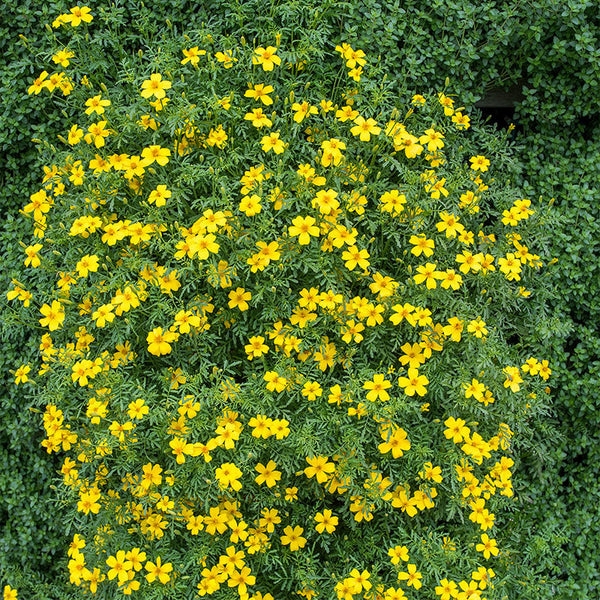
[14,365,31,385]
[363,373,392,402]
[280,525,306,551]
[476,534,499,559]
[350,116,381,141]
[288,215,319,245]
[140,73,172,100]
[470,155,491,172]
[245,83,274,105]
[145,557,173,584]
[304,455,335,483]
[398,368,429,397]
[314,509,338,534]
[253,46,281,71]
[255,460,281,487]
[244,335,269,359]
[261,131,286,154]
[39,300,65,331]
[181,47,206,65]
[146,327,178,356]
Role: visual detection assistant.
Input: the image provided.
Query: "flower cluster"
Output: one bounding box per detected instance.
[7,8,553,599]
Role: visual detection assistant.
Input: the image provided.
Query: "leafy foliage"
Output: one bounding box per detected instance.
[3,7,556,600]
[1,1,598,599]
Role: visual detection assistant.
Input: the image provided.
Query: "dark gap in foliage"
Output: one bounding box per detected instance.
[477,106,518,132]
[506,333,522,348]
[578,114,600,142]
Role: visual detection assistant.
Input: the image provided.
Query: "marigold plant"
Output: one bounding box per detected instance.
[6,6,554,600]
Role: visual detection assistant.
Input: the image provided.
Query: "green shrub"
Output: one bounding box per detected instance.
[515,127,600,599]
[0,1,336,594]
[2,6,559,599]
[3,2,600,599]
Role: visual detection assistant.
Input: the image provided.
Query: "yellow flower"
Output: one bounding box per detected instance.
[128,398,149,420]
[398,564,423,589]
[28,71,49,95]
[71,358,102,386]
[77,488,100,515]
[253,46,281,71]
[341,319,365,344]
[52,48,74,67]
[409,234,435,257]
[146,327,178,356]
[413,262,444,289]
[419,462,443,483]
[463,378,486,400]
[419,128,445,151]
[476,534,499,559]
[363,374,392,402]
[435,578,458,600]
[239,194,262,216]
[228,287,251,311]
[140,73,172,100]
[503,366,523,392]
[343,47,366,68]
[245,83,274,105]
[142,145,171,166]
[206,125,228,148]
[311,188,339,214]
[314,509,338,534]
[228,566,256,595]
[76,253,99,278]
[39,300,65,331]
[336,104,359,122]
[425,177,449,199]
[84,94,110,115]
[106,551,132,583]
[63,6,93,27]
[215,51,238,68]
[378,425,411,458]
[24,243,43,268]
[350,116,381,141]
[215,462,243,491]
[280,525,306,551]
[304,455,335,483]
[470,155,491,172]
[388,545,409,565]
[288,215,319,245]
[301,381,323,401]
[244,107,273,128]
[397,368,429,397]
[144,557,173,584]
[244,335,269,359]
[181,47,206,65]
[261,131,286,154]
[467,318,488,338]
[436,211,465,238]
[320,99,334,112]
[348,66,363,81]
[255,460,282,487]
[341,245,370,271]
[291,100,318,123]
[146,185,171,207]
[84,120,110,148]
[452,112,471,129]
[379,189,406,215]
[14,365,31,385]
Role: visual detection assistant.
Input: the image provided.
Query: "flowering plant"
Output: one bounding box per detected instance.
[7,6,554,600]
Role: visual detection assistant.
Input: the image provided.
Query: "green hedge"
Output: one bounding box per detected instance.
[1,1,599,598]
[516,127,600,598]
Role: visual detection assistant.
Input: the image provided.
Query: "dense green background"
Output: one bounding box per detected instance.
[1,1,598,597]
